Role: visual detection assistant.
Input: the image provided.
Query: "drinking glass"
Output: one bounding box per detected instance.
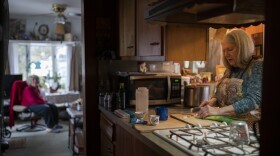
[229,121,250,145]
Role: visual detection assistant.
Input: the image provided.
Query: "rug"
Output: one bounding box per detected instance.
[8,137,27,149]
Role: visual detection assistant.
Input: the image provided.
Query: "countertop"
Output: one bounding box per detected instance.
[99,104,199,156]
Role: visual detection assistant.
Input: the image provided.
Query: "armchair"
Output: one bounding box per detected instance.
[9,80,46,132]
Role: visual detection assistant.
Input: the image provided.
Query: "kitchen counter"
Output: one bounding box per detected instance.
[99,105,260,155]
[99,105,199,156]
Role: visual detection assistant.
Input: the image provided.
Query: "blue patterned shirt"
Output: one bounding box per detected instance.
[228,60,263,115]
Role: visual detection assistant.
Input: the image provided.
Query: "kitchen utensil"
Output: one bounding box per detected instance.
[184,84,210,107]
[190,107,201,113]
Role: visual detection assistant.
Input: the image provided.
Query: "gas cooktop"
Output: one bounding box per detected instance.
[153,123,259,156]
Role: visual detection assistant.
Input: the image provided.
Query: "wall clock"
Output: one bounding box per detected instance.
[38,24,49,36]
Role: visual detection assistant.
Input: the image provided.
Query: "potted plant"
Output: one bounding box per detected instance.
[45,72,61,93]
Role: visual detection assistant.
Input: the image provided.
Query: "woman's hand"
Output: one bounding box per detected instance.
[197,105,236,118]
[199,98,217,107]
[197,105,220,118]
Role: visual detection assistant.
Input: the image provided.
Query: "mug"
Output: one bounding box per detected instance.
[229,121,250,145]
[155,106,168,121]
[149,115,160,126]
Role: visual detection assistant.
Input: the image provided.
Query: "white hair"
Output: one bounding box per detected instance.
[26,75,39,85]
[222,29,255,69]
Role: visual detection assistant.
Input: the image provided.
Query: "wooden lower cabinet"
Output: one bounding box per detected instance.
[115,124,158,156]
[100,113,115,156]
[100,112,171,156]
[101,132,114,156]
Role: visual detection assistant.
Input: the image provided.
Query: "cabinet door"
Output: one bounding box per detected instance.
[101,132,114,156]
[136,0,162,57]
[166,25,208,61]
[100,113,114,141]
[115,124,163,156]
[119,0,136,56]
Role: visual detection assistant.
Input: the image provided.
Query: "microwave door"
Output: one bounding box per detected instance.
[129,76,169,105]
[167,76,171,101]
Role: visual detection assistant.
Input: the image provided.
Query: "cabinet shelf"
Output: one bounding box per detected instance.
[9,40,80,46]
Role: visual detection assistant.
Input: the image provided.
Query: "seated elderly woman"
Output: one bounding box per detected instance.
[21,75,62,133]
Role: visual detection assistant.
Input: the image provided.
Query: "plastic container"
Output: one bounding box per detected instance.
[149,64,156,72]
[135,87,149,114]
[174,63,180,74]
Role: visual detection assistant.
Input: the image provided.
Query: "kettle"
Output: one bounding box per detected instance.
[184,84,210,107]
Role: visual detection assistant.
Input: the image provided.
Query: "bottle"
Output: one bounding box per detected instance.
[99,80,105,106]
[99,92,105,106]
[119,83,126,110]
[111,91,121,111]
[77,102,81,111]
[104,92,110,109]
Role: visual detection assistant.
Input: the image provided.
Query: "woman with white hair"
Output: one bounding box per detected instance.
[198,29,263,121]
[21,75,62,133]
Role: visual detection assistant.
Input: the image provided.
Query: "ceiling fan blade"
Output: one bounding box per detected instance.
[68,12,81,17]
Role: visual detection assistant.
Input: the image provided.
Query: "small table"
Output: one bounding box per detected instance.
[44,91,80,104]
[66,108,83,155]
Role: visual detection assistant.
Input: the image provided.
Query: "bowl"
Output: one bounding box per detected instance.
[135,111,146,119]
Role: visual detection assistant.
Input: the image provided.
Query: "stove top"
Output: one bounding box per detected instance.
[153,123,259,156]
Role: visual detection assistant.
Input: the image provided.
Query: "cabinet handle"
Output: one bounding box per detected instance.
[127,46,134,49]
[150,42,160,46]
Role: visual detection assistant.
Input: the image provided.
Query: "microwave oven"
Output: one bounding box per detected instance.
[120,73,181,106]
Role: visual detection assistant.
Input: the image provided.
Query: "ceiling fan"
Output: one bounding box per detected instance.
[52,3,67,24]
[52,3,81,24]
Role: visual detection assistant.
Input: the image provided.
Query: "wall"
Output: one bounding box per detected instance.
[10,15,81,41]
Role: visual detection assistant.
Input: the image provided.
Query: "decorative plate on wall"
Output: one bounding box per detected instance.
[38,24,49,36]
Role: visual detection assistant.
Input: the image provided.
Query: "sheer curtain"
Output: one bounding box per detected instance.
[69,44,81,91]
[8,41,19,74]
[65,44,72,91]
[206,28,226,75]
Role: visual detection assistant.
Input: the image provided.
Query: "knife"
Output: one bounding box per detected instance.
[190,107,201,113]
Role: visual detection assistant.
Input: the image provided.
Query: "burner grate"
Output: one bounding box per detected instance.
[167,124,259,155]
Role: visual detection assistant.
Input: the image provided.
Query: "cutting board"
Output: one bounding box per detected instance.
[170,114,220,126]
[133,117,186,132]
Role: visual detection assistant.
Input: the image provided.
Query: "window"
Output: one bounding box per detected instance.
[8,41,74,91]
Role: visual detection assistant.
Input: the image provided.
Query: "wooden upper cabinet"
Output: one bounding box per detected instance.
[242,24,264,56]
[166,25,208,61]
[119,0,135,56]
[136,0,162,57]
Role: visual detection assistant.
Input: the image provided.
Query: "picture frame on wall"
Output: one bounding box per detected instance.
[9,19,26,39]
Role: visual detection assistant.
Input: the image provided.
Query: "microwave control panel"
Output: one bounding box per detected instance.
[170,78,181,98]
